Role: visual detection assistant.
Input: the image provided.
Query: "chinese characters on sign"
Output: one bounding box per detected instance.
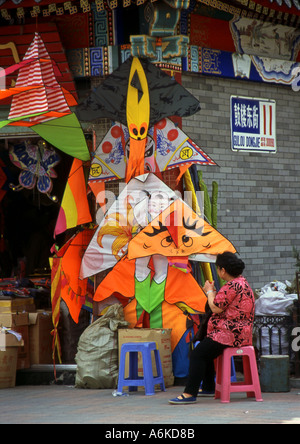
[231,96,276,153]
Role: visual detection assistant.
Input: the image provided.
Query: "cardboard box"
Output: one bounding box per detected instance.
[14,325,30,370]
[28,311,53,365]
[0,313,30,370]
[0,312,29,328]
[0,330,24,389]
[0,297,35,314]
[118,328,174,388]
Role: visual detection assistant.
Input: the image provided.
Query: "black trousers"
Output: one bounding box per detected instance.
[184,337,228,397]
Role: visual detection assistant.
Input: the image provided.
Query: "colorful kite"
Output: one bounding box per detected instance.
[9,139,60,199]
[76,55,201,128]
[54,158,92,236]
[80,173,176,279]
[50,227,96,371]
[76,55,201,181]
[88,117,216,184]
[0,32,90,162]
[80,173,236,376]
[75,56,233,377]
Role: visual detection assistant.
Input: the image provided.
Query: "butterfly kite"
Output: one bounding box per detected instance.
[9,139,60,199]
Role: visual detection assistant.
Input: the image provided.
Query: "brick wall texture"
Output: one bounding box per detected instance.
[181,73,300,290]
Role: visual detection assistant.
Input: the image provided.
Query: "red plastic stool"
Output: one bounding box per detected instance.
[215,346,263,403]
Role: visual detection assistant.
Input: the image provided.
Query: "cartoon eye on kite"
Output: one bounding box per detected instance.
[129,122,148,140]
[182,235,193,247]
[144,140,154,158]
[161,235,173,248]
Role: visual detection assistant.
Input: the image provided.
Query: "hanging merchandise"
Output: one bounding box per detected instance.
[76,55,201,182]
[88,117,216,185]
[0,32,90,162]
[54,158,92,236]
[50,227,96,373]
[80,173,236,377]
[75,55,230,377]
[9,139,60,200]
[76,55,201,130]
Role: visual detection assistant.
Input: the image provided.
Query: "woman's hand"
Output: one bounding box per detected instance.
[203,280,224,314]
[203,280,215,293]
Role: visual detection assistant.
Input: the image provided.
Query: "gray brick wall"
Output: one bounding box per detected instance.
[182,73,300,291]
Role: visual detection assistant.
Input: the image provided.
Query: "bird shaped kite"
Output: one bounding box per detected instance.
[76,55,201,182]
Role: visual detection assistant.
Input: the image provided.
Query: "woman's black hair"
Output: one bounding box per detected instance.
[216,251,245,278]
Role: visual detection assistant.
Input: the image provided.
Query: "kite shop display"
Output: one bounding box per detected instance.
[0,35,237,384]
[76,55,237,381]
[0,30,92,375]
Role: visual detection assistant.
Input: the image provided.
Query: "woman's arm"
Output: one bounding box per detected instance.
[206,290,224,314]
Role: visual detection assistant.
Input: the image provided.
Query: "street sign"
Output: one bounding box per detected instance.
[230,96,276,153]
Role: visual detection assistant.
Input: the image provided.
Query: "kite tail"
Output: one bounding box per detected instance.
[51,327,62,380]
[50,257,63,380]
[125,138,146,182]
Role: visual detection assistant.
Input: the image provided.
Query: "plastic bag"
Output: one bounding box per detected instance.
[75,304,128,389]
[254,281,297,355]
[255,281,297,316]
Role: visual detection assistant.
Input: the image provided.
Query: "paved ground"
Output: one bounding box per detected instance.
[0,385,299,425]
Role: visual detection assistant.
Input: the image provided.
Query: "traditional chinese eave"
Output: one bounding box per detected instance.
[0,0,299,19]
[193,0,300,23]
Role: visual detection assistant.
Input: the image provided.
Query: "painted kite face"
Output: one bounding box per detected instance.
[125,134,156,173]
[127,200,236,259]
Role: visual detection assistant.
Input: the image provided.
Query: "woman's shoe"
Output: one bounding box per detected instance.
[168,394,197,405]
[197,389,215,397]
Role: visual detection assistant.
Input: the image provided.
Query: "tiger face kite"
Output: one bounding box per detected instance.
[127,198,235,260]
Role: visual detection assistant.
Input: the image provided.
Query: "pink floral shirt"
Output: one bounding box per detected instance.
[207,276,255,347]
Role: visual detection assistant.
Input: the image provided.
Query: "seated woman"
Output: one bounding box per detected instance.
[169,251,255,404]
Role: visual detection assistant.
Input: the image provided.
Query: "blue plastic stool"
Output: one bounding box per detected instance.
[117,342,166,396]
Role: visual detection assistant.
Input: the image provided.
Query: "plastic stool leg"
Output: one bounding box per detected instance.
[248,352,263,402]
[154,349,166,392]
[142,348,155,395]
[128,351,138,392]
[214,355,222,400]
[220,350,232,403]
[117,348,127,394]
